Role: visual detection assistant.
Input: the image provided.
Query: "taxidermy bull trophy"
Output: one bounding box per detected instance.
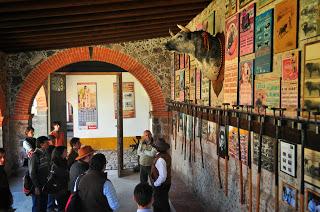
[165,24,225,96]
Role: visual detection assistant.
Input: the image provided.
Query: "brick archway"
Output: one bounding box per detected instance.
[13,47,166,119]
[0,86,5,126]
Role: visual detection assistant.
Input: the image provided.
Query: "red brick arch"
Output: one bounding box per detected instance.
[13,47,166,119]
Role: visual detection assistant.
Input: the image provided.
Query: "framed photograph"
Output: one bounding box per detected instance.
[299,0,320,40]
[239,59,254,106]
[239,3,255,56]
[274,0,298,53]
[218,126,228,158]
[228,126,249,165]
[306,189,320,212]
[280,139,297,177]
[303,41,320,111]
[239,0,254,9]
[305,148,320,188]
[253,134,275,172]
[281,182,297,209]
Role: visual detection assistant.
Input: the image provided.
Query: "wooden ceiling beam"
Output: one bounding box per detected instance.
[0,0,210,21]
[0,5,202,29]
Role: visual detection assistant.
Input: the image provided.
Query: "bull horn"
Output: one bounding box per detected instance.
[177,24,190,32]
[169,28,175,37]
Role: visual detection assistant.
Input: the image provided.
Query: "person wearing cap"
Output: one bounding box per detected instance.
[69,145,94,192]
[29,136,50,212]
[150,138,172,212]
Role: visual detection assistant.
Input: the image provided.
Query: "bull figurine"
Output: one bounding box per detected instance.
[165,24,225,96]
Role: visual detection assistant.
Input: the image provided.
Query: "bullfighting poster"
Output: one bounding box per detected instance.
[257,0,274,8]
[224,14,239,105]
[190,67,196,102]
[255,9,273,74]
[239,3,255,56]
[239,0,254,9]
[196,69,201,100]
[225,0,237,18]
[299,0,320,40]
[228,126,249,165]
[281,50,299,117]
[239,60,254,106]
[113,82,135,119]
[274,0,297,53]
[77,82,98,130]
[253,134,275,172]
[254,78,280,111]
[201,71,210,106]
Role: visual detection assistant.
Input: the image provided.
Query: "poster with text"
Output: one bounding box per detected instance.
[299,0,320,40]
[225,0,237,18]
[228,126,249,165]
[225,14,239,61]
[239,60,254,105]
[113,82,135,119]
[201,72,210,106]
[190,68,196,102]
[254,78,280,111]
[281,51,299,116]
[196,69,201,100]
[253,134,275,172]
[78,82,98,130]
[239,0,254,9]
[255,9,273,74]
[274,0,297,53]
[257,0,274,8]
[239,3,255,56]
[280,140,297,177]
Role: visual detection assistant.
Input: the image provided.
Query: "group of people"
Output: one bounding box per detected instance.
[0,125,172,212]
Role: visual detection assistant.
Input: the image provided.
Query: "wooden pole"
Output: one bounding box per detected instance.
[116,73,123,177]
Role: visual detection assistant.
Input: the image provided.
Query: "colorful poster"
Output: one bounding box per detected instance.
[175,72,180,100]
[190,68,196,102]
[228,126,249,165]
[225,0,237,18]
[254,78,280,109]
[178,69,185,102]
[224,14,239,105]
[218,126,228,158]
[281,51,299,116]
[185,55,190,70]
[274,0,297,53]
[303,41,320,110]
[179,54,185,69]
[77,82,98,130]
[253,134,275,172]
[185,68,190,101]
[207,122,216,143]
[257,0,274,8]
[239,0,254,9]
[239,60,254,105]
[299,0,320,40]
[196,69,201,100]
[174,52,180,70]
[255,9,273,74]
[305,148,320,188]
[239,3,255,56]
[113,82,135,119]
[201,72,210,106]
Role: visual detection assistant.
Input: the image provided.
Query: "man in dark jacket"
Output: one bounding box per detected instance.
[0,148,13,211]
[69,145,94,191]
[29,136,50,212]
[67,137,81,169]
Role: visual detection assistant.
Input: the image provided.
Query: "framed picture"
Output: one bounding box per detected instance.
[228,126,249,165]
[306,189,320,212]
[201,72,211,106]
[239,0,254,9]
[299,0,320,40]
[239,59,254,106]
[239,3,255,56]
[305,148,320,188]
[225,0,237,18]
[190,68,196,102]
[257,0,274,9]
[274,0,298,53]
[174,52,180,71]
[179,54,185,69]
[303,41,320,111]
[281,182,297,209]
[253,134,275,172]
[254,78,280,111]
[207,121,216,143]
[185,55,190,70]
[195,69,201,101]
[218,126,228,158]
[280,139,297,177]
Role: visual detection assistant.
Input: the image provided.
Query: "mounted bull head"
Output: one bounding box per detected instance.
[165,24,225,96]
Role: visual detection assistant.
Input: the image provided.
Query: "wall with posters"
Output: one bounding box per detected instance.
[66,72,150,149]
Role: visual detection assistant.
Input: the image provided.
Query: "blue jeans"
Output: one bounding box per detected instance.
[47,194,56,210]
[32,193,48,212]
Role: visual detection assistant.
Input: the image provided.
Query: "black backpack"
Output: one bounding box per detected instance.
[23,171,33,196]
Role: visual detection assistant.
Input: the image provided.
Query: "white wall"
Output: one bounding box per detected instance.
[66,73,150,138]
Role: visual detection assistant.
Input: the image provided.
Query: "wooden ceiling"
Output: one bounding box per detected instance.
[0,0,211,53]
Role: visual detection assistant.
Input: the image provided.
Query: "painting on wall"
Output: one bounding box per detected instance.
[281,182,297,209]
[196,69,201,100]
[225,14,239,61]
[299,0,320,40]
[257,0,274,9]
[306,189,320,211]
[254,78,280,111]
[190,68,196,102]
[78,82,98,130]
[239,3,255,56]
[280,139,297,177]
[305,148,320,188]
[178,69,185,102]
[228,126,249,165]
[239,59,254,106]
[303,41,320,110]
[218,126,228,158]
[225,0,237,18]
[239,0,254,9]
[281,50,299,116]
[253,134,275,172]
[255,9,273,74]
[113,82,136,119]
[201,72,210,106]
[274,0,297,53]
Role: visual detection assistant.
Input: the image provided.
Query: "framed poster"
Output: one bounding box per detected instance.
[255,9,273,74]
[280,139,297,177]
[185,67,190,101]
[207,122,216,143]
[175,71,180,100]
[185,55,190,70]
[228,126,249,165]
[305,148,320,188]
[113,82,135,119]
[239,0,254,9]
[299,0,320,40]
[303,41,320,110]
[190,68,196,102]
[253,134,275,172]
[239,59,254,106]
[218,126,228,158]
[179,54,185,69]
[77,82,98,130]
[201,72,210,106]
[281,50,300,116]
[174,52,180,71]
[254,78,280,110]
[306,189,320,211]
[257,0,274,9]
[224,14,239,105]
[196,69,201,100]
[225,0,237,18]
[274,0,297,53]
[239,3,255,56]
[281,182,297,209]
[178,69,185,102]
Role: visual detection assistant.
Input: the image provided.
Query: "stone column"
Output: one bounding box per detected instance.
[151,112,171,144]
